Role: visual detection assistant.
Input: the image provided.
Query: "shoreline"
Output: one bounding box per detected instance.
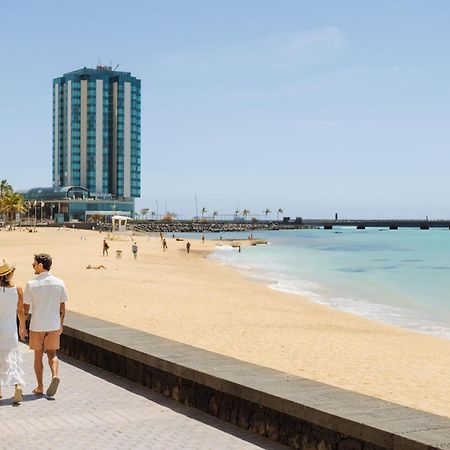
[212,248,450,341]
[2,227,450,418]
[211,230,450,341]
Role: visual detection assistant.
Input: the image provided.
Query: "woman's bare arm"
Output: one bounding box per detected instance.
[16,287,28,339]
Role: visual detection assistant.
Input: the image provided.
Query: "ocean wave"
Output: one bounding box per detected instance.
[210,246,450,340]
[270,279,450,339]
[213,245,235,252]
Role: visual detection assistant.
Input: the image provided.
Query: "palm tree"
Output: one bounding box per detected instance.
[277,208,283,220]
[140,208,149,220]
[0,179,12,198]
[89,214,103,223]
[201,207,207,220]
[0,180,12,223]
[1,191,26,228]
[213,211,218,221]
[162,212,176,222]
[264,208,271,220]
[242,209,250,221]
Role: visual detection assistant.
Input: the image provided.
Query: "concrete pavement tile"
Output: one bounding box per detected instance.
[0,344,287,450]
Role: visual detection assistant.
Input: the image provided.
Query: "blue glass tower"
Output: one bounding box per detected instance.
[53,66,141,200]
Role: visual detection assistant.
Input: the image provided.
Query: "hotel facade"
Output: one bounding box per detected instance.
[53,66,141,198]
[23,66,141,222]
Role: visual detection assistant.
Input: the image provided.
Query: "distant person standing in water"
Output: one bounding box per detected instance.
[24,254,68,397]
[0,259,27,404]
[132,242,138,260]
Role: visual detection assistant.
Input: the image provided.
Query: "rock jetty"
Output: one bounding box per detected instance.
[85,220,307,233]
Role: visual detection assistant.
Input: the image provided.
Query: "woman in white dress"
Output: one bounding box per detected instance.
[0,259,27,404]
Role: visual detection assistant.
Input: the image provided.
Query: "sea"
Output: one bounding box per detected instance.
[192,227,450,339]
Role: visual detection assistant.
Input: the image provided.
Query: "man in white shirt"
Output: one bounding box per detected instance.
[24,253,68,397]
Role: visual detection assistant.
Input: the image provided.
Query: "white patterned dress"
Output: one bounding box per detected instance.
[0,287,25,387]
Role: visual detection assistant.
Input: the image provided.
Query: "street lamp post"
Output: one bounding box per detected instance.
[33,200,37,233]
[111,204,117,232]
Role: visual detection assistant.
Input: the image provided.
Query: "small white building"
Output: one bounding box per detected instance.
[111,215,130,233]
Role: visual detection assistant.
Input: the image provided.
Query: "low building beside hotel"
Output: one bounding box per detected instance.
[21,186,133,223]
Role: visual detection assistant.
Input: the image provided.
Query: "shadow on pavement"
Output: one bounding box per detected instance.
[58,353,287,450]
[0,393,46,407]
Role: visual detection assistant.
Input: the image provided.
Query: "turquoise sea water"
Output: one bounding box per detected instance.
[203,228,450,339]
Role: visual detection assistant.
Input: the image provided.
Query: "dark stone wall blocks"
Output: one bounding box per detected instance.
[59,327,445,450]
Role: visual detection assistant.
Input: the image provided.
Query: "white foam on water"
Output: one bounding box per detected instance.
[214,245,235,252]
[268,278,450,339]
[271,279,450,339]
[210,245,450,340]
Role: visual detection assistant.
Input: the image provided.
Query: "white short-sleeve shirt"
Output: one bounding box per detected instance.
[24,272,68,332]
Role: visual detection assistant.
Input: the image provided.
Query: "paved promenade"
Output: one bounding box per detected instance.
[0,344,285,450]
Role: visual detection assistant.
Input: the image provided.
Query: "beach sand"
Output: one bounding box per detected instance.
[3,227,450,418]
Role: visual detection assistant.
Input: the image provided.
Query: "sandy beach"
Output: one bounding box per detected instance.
[2,227,450,418]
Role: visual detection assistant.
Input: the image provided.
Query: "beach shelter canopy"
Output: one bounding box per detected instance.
[112,215,130,233]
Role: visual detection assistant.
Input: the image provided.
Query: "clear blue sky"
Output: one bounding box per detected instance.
[1,1,450,219]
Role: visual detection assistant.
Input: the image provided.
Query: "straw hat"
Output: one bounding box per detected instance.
[0,259,15,277]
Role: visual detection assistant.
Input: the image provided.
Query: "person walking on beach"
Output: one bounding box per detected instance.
[131,242,138,260]
[24,254,68,397]
[162,238,167,252]
[0,259,27,404]
[186,241,191,254]
[103,239,109,256]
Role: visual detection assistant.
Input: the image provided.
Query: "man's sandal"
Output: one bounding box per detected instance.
[46,377,60,397]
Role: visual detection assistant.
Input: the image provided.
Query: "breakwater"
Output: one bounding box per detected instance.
[130,220,301,233]
[48,218,450,233]
[302,219,450,229]
[71,220,306,233]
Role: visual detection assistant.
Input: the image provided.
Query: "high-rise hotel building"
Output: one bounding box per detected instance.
[52,66,141,200]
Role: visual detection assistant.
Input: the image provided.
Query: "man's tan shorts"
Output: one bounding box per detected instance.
[29,330,60,351]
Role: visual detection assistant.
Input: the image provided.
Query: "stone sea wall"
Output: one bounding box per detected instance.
[60,311,449,450]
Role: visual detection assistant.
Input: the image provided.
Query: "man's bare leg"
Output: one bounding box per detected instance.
[46,351,59,378]
[33,350,44,394]
[46,350,60,396]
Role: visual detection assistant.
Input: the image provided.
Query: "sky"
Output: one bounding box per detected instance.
[1,1,450,219]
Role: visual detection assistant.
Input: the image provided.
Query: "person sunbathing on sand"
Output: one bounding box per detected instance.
[86,265,107,270]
